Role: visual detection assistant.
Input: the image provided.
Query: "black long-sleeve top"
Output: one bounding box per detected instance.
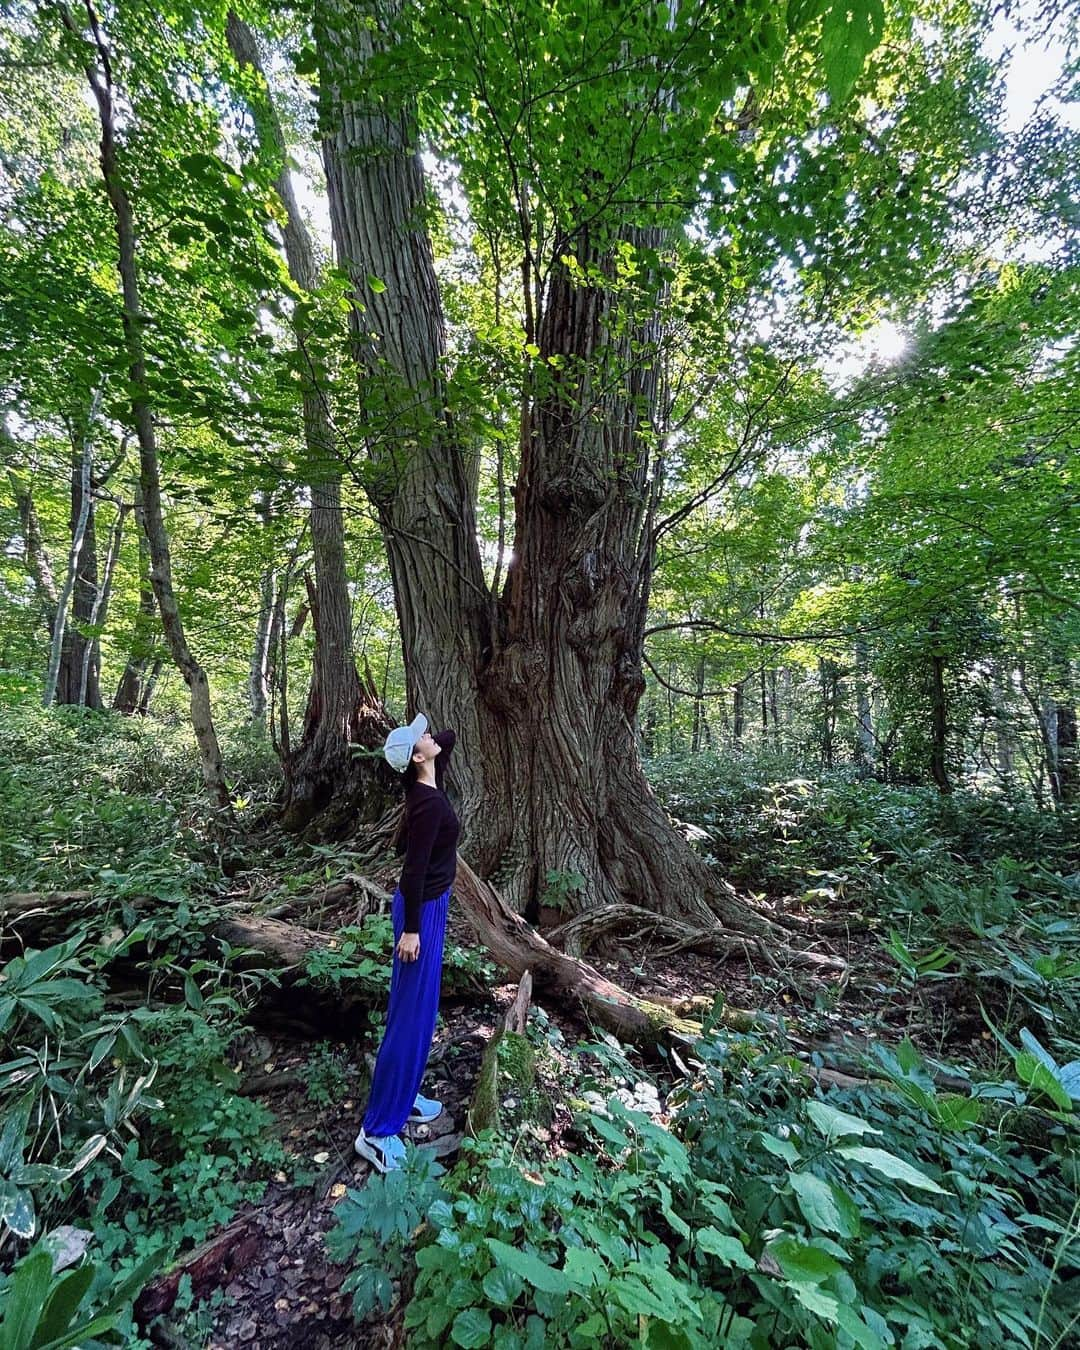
[395,728,460,932]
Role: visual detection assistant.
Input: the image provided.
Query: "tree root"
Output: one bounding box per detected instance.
[543,902,848,976]
[450,858,765,1047]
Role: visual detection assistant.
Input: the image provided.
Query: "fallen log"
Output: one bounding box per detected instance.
[1,890,93,918]
[134,1215,260,1323]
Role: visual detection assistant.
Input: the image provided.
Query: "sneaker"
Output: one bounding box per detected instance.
[408,1093,444,1124]
[354,1129,406,1173]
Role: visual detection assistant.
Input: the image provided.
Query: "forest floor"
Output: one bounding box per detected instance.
[189,879,994,1349]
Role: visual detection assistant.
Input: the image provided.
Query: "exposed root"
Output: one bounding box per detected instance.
[450,858,768,1047]
[543,902,848,976]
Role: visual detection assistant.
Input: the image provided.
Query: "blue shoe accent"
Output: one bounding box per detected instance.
[408,1093,443,1124]
[354,1129,406,1172]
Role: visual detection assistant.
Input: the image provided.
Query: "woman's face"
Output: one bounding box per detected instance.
[413,731,440,762]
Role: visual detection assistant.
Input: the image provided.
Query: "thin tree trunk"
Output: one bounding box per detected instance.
[113,485,157,714]
[138,659,163,715]
[248,492,274,729]
[56,428,102,707]
[1051,649,1076,805]
[928,620,951,793]
[992,659,1014,779]
[1055,698,1077,805]
[6,455,58,639]
[250,564,275,728]
[854,633,874,774]
[733,679,745,744]
[691,651,705,754]
[642,690,657,756]
[667,663,676,754]
[226,12,368,827]
[43,402,96,708]
[69,0,229,806]
[78,501,129,707]
[769,665,779,749]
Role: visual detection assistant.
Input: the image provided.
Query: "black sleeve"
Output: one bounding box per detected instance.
[399,792,441,933]
[434,728,456,790]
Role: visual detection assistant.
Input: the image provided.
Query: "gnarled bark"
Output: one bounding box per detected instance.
[315,2,769,939]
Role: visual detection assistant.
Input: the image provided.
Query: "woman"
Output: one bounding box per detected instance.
[354,712,460,1173]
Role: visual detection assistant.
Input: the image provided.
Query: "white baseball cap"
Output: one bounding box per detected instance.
[382,712,428,772]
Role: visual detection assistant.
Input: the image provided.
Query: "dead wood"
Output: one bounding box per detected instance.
[134,1215,260,1322]
[467,971,535,1135]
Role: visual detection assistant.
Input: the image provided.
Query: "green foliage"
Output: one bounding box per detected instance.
[0,1240,162,1350]
[298,918,394,999]
[325,1148,448,1320]
[303,1040,351,1108]
[324,1024,1078,1348]
[538,869,586,915]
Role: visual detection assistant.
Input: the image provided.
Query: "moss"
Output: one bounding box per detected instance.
[466,1028,539,1136]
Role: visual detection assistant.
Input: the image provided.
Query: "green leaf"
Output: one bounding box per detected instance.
[451,1308,492,1348]
[6,1185,36,1239]
[1014,1052,1073,1110]
[485,1239,570,1295]
[769,1236,844,1284]
[836,1302,887,1350]
[806,1101,882,1141]
[610,1274,676,1319]
[696,1226,755,1269]
[0,1090,34,1172]
[367,275,387,293]
[821,0,885,104]
[788,1171,847,1234]
[1,1248,52,1350]
[788,1279,840,1322]
[837,1146,948,1194]
[34,1261,95,1344]
[582,1111,629,1150]
[481,1262,525,1306]
[758,1130,801,1163]
[562,1245,607,1289]
[930,1095,982,1131]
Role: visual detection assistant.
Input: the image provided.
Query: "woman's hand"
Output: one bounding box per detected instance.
[397,932,421,962]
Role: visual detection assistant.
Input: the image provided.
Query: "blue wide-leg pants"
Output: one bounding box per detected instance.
[362,884,451,1138]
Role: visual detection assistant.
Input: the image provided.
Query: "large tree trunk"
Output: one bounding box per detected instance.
[226,12,370,830]
[316,0,771,938]
[70,1,228,807]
